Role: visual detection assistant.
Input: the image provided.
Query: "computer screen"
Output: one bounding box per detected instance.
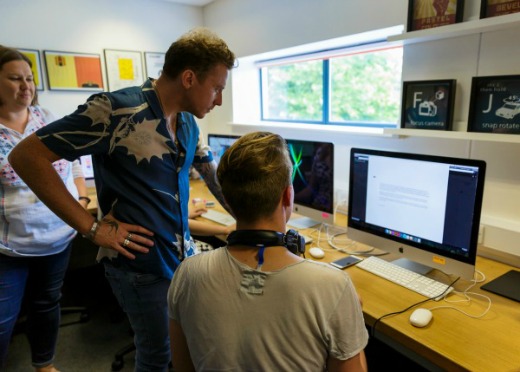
[347,148,486,280]
[286,139,334,228]
[207,134,240,164]
[79,155,95,187]
[79,155,94,179]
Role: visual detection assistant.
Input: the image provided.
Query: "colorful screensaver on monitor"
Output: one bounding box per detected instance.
[286,139,334,214]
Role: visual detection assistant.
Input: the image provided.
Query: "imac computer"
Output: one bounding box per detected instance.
[207,133,240,164]
[347,148,486,280]
[286,139,334,228]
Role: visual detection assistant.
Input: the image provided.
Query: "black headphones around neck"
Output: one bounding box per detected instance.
[227,229,306,255]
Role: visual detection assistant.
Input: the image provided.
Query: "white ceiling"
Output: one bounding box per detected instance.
[161,0,215,6]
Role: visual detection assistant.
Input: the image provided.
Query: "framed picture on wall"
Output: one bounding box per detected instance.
[401,79,456,130]
[480,0,520,18]
[43,50,104,91]
[18,48,44,91]
[104,49,144,91]
[407,0,465,32]
[468,75,520,134]
[144,52,165,79]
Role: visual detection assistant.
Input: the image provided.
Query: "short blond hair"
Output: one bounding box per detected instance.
[217,132,292,224]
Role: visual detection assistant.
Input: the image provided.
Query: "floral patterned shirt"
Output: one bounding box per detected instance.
[0,106,79,256]
[37,79,212,279]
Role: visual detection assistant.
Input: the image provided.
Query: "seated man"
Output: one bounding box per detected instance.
[167,132,368,371]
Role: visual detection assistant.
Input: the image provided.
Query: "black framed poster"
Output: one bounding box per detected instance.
[407,0,465,31]
[401,79,456,130]
[468,75,520,134]
[481,0,520,19]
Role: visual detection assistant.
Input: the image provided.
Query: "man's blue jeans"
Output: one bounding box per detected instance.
[103,260,171,372]
[0,247,71,369]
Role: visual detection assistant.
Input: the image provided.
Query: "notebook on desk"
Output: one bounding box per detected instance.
[481,270,520,302]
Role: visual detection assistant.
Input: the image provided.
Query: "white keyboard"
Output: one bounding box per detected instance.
[356,256,453,300]
[201,209,236,226]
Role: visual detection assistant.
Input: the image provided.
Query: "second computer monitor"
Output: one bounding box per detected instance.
[286,139,334,228]
[207,134,240,164]
[208,134,335,228]
[79,154,95,187]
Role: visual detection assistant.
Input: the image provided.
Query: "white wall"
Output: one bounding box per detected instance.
[204,0,405,57]
[202,0,520,264]
[0,0,203,117]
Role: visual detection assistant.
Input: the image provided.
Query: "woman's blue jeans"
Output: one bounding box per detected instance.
[103,259,171,372]
[0,247,71,369]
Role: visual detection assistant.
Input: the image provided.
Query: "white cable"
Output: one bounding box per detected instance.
[333,199,348,225]
[428,270,492,319]
[304,223,335,249]
[327,231,375,255]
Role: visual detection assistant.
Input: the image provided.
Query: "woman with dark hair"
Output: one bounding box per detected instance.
[0,45,88,372]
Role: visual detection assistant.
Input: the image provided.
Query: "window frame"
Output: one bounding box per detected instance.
[258,40,403,129]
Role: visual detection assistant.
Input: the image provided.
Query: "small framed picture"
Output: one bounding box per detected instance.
[468,75,520,134]
[104,49,144,91]
[18,48,44,91]
[481,0,520,18]
[44,50,104,91]
[401,79,456,130]
[144,52,165,79]
[407,0,465,31]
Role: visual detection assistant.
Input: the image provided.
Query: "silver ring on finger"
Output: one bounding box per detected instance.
[126,233,133,240]
[123,238,130,247]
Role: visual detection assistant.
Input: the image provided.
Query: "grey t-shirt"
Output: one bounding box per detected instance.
[168,248,368,371]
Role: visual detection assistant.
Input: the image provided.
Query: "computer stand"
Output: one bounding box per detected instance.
[288,216,321,229]
[392,258,432,276]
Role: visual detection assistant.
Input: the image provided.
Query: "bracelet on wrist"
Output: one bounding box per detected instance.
[82,220,100,241]
[78,196,92,204]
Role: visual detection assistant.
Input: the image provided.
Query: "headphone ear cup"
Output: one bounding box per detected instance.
[285,229,305,255]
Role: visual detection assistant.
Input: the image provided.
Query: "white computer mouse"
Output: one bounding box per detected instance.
[409,308,433,328]
[308,247,325,259]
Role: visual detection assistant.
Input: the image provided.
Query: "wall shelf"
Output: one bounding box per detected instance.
[387,13,520,144]
[383,128,520,143]
[388,12,520,45]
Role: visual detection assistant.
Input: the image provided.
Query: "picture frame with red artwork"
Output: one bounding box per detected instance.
[480,0,520,19]
[44,50,104,91]
[407,0,465,32]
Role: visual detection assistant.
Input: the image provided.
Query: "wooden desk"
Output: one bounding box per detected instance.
[189,179,520,371]
[348,255,520,371]
[87,186,98,215]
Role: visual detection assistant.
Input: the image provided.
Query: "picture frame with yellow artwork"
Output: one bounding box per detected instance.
[104,49,144,92]
[18,48,44,91]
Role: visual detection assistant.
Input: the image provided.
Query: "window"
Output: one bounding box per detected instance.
[260,44,403,128]
[262,60,323,122]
